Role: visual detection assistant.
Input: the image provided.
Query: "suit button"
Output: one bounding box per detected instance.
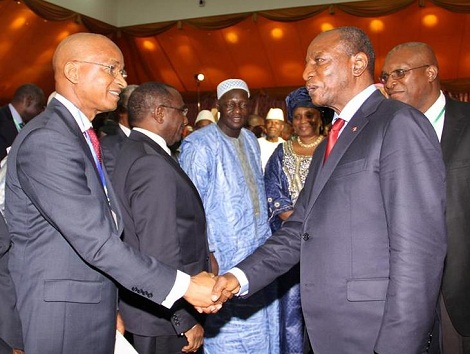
[302,233,310,241]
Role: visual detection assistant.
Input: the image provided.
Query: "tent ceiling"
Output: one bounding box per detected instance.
[45,0,362,27]
[1,0,470,112]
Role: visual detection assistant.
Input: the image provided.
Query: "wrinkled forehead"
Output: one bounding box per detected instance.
[385,47,422,68]
[219,89,249,101]
[58,35,124,65]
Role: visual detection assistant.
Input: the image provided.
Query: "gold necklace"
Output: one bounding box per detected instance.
[296,135,324,149]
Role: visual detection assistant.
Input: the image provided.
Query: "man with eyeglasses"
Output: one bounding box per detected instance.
[4,32,223,354]
[179,79,280,353]
[111,82,210,354]
[209,27,446,354]
[382,42,470,354]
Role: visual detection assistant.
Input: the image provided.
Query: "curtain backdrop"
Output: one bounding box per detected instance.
[3,0,469,120]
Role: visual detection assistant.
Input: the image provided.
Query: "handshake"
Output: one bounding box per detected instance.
[183,271,241,314]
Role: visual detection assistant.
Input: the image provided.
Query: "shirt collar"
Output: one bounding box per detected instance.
[133,127,171,156]
[424,91,445,121]
[333,84,377,124]
[119,123,131,137]
[8,104,23,127]
[54,93,92,133]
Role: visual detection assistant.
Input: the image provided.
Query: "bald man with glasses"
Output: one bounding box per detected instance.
[382,41,470,354]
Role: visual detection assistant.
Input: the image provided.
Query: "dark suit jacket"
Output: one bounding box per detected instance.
[111,130,209,337]
[237,90,447,354]
[440,97,470,336]
[0,105,19,160]
[5,99,180,354]
[0,213,22,352]
[101,126,128,178]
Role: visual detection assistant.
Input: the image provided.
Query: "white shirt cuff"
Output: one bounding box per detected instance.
[228,267,249,296]
[161,270,190,308]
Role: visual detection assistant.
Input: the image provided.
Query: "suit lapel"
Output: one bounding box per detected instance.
[51,100,100,175]
[304,91,382,216]
[130,131,205,208]
[51,100,120,229]
[441,98,467,164]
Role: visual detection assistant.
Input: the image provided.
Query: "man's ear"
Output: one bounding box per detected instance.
[153,106,165,124]
[426,65,438,82]
[22,95,33,109]
[352,52,368,77]
[64,62,79,84]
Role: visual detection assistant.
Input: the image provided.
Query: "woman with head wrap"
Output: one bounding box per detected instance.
[264,87,332,354]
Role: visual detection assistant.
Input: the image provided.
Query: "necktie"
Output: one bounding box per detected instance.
[86,128,102,164]
[324,118,345,163]
[18,122,25,129]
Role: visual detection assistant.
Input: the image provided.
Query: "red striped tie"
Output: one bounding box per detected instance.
[324,118,345,163]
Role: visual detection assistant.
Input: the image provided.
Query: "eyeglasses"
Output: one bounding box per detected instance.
[379,64,430,84]
[73,60,127,79]
[159,105,189,117]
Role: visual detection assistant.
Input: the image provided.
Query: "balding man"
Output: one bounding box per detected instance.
[112,82,210,354]
[382,42,470,354]
[5,33,219,354]
[211,27,446,354]
[0,83,45,160]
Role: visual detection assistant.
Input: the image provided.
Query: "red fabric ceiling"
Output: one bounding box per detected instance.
[1,0,470,119]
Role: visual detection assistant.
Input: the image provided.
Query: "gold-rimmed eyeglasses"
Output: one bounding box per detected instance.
[159,104,189,117]
[379,64,430,85]
[73,60,127,79]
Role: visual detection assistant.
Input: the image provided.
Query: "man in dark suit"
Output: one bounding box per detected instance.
[382,42,470,354]
[101,84,138,177]
[111,82,210,354]
[211,27,447,353]
[0,84,45,160]
[4,32,221,354]
[0,213,23,354]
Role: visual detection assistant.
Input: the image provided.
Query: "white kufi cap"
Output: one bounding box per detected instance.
[217,79,250,99]
[195,110,216,124]
[266,108,284,121]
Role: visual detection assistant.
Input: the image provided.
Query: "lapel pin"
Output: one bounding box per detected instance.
[352,126,358,132]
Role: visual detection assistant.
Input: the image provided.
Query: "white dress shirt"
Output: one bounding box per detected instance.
[423,91,446,141]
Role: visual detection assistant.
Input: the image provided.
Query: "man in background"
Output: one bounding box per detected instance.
[382,41,470,353]
[258,107,285,171]
[194,109,215,130]
[101,84,138,177]
[179,79,279,353]
[246,113,266,138]
[112,82,209,354]
[0,84,45,160]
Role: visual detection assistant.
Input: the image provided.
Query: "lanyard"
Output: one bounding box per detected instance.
[432,106,445,127]
[83,129,110,204]
[13,119,23,132]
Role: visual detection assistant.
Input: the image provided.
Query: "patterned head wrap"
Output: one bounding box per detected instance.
[285,87,316,122]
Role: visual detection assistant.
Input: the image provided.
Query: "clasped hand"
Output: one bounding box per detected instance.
[183,271,241,314]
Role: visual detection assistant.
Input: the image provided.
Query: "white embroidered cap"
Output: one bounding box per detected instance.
[216,79,250,99]
[266,108,284,121]
[195,110,215,124]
